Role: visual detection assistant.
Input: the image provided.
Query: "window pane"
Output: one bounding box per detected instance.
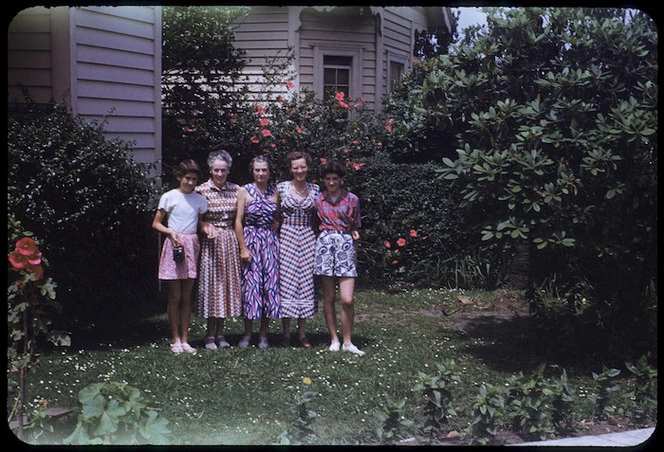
[324,68,336,85]
[337,69,349,85]
[324,55,352,66]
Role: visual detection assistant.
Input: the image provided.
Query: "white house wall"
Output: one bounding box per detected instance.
[7,6,161,165]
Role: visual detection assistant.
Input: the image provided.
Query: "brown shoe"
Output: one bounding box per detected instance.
[299,337,312,348]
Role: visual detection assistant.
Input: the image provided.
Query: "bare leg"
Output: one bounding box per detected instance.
[282,318,291,338]
[322,276,339,344]
[297,318,307,341]
[243,318,253,337]
[338,277,356,346]
[259,317,270,338]
[179,278,195,345]
[167,280,183,345]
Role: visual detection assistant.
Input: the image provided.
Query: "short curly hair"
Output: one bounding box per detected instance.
[319,160,345,179]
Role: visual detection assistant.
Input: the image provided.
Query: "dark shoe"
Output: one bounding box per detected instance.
[299,337,312,348]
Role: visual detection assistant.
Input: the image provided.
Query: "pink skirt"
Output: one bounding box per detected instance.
[158,233,200,280]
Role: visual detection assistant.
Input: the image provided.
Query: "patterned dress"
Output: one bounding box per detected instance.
[241,183,281,319]
[194,180,242,318]
[277,181,320,318]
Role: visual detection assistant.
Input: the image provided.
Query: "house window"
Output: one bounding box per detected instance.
[323,55,352,102]
[313,46,362,103]
[389,61,405,93]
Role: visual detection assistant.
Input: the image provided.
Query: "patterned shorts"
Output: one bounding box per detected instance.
[314,230,357,278]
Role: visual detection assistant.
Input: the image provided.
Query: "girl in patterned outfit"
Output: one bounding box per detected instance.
[195,150,242,350]
[152,159,208,354]
[235,156,281,348]
[277,152,320,348]
[314,160,365,355]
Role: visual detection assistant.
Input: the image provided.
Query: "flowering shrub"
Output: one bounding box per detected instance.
[7,215,66,440]
[344,160,507,289]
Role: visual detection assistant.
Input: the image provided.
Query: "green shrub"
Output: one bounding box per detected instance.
[344,160,507,289]
[63,381,172,445]
[7,102,160,321]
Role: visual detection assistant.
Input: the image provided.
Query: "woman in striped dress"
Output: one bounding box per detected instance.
[235,156,281,348]
[277,152,320,348]
[195,150,242,350]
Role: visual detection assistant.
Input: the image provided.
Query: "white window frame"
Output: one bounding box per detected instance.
[313,45,363,101]
[387,51,409,94]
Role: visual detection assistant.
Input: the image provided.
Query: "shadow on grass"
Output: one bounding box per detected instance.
[447,312,640,376]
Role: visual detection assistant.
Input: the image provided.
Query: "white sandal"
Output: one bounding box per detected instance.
[216,335,231,348]
[170,343,183,354]
[205,336,217,350]
[181,343,197,354]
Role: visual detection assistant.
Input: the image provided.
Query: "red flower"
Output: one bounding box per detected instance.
[352,162,365,171]
[8,251,28,270]
[295,126,302,133]
[286,81,295,89]
[256,105,266,116]
[386,118,395,133]
[392,260,398,265]
[397,238,406,247]
[320,158,327,165]
[15,237,38,256]
[261,129,271,137]
[384,241,391,249]
[410,229,418,238]
[260,118,270,127]
[250,136,260,144]
[335,92,345,102]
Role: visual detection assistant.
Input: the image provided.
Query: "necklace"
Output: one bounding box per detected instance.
[292,182,308,197]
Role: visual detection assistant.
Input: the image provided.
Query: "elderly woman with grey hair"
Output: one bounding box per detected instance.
[194,149,243,350]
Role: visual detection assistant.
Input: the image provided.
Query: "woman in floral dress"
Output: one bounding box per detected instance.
[235,155,281,348]
[195,150,242,350]
[277,152,320,348]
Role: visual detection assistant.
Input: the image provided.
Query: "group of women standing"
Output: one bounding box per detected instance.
[153,150,364,356]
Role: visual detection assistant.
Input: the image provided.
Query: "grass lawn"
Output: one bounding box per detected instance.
[8,287,656,445]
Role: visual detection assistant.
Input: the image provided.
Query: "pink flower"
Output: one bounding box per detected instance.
[397,238,406,247]
[352,162,365,171]
[386,118,395,133]
[15,237,38,256]
[335,92,345,102]
[320,158,327,165]
[250,136,260,144]
[410,229,418,238]
[256,105,266,116]
[261,129,271,137]
[8,251,28,270]
[286,81,295,89]
[384,241,391,249]
[295,126,302,133]
[260,118,270,127]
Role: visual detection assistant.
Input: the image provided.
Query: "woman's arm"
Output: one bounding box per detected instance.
[234,188,251,263]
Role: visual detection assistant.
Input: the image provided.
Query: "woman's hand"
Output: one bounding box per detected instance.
[169,231,181,247]
[202,222,216,239]
[240,247,252,264]
[351,230,360,241]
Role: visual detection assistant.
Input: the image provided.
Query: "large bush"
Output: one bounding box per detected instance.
[383,7,657,355]
[7,103,160,321]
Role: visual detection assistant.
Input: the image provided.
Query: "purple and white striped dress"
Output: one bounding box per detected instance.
[241,183,281,319]
[277,181,320,318]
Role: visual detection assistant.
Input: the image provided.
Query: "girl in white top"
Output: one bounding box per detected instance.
[152,159,209,354]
